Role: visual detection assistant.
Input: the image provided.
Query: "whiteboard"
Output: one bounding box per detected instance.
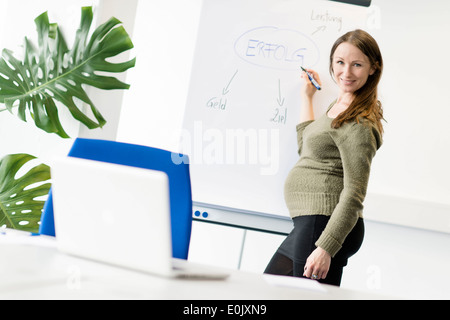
[181,0,368,217]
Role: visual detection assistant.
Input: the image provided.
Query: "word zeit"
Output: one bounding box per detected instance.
[183,304,267,317]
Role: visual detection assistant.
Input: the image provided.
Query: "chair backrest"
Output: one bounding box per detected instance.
[39,138,193,260]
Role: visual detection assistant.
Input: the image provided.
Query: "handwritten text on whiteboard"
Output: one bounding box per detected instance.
[234,26,320,71]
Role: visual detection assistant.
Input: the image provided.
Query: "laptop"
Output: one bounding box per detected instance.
[51,156,229,280]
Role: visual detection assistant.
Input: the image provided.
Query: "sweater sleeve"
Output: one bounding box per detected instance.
[296,120,314,156]
[315,121,382,257]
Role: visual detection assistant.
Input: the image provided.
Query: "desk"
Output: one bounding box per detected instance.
[0,232,390,300]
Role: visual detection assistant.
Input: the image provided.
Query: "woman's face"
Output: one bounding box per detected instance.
[332,42,375,95]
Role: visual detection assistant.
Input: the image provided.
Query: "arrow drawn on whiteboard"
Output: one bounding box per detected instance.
[222,69,239,95]
[277,79,285,106]
[312,25,326,35]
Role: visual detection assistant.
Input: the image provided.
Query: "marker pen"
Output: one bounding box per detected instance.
[301,67,321,90]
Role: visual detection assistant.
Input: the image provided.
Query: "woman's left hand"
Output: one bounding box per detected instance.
[303,247,331,280]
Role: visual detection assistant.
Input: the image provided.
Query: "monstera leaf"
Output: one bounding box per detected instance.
[0,6,135,138]
[0,153,51,233]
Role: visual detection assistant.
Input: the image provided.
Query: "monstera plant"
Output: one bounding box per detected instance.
[0,7,135,233]
[0,154,51,232]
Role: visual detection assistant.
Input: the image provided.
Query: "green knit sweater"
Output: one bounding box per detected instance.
[284,111,382,257]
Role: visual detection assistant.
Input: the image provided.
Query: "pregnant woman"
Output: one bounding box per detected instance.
[264,29,384,286]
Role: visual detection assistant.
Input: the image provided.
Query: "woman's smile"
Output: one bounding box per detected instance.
[340,78,356,86]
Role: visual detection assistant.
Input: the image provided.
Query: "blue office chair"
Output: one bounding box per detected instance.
[39,138,193,260]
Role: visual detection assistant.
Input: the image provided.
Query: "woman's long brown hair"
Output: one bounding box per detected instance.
[329,29,384,135]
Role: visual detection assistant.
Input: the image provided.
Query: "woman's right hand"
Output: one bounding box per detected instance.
[299,68,321,122]
[301,68,321,100]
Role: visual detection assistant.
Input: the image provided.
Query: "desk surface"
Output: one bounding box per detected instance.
[0,232,390,300]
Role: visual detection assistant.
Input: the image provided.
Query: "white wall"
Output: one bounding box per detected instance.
[362,0,450,233]
[367,0,450,206]
[117,0,202,152]
[342,220,450,299]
